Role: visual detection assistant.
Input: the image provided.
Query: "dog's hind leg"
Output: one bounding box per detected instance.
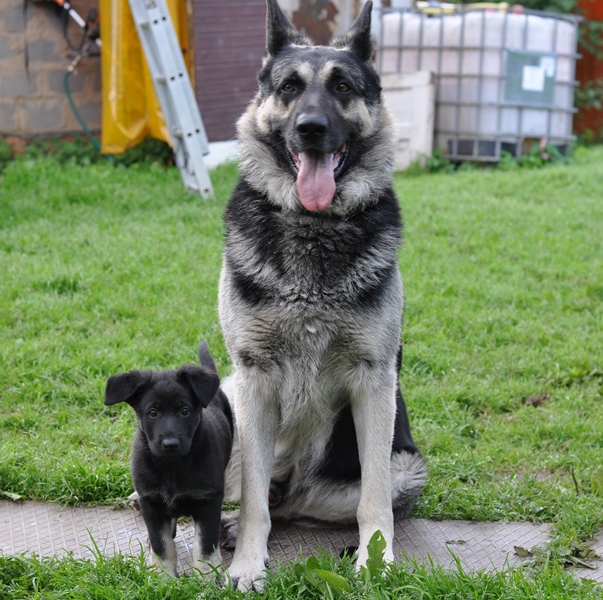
[222,376,242,504]
[220,509,239,551]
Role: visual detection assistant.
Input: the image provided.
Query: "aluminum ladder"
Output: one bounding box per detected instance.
[127,0,213,197]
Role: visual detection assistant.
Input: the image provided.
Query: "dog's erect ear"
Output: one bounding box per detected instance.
[198,341,218,374]
[177,365,220,408]
[104,371,152,406]
[331,0,374,62]
[266,0,305,56]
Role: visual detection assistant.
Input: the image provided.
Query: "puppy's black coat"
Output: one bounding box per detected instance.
[104,343,233,576]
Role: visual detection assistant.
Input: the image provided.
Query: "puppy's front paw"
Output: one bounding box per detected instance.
[194,556,224,577]
[150,551,177,578]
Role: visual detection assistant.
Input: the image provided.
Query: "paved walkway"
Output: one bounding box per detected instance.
[0,500,600,581]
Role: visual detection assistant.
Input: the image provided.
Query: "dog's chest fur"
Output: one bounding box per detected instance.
[222,181,401,312]
[220,182,403,448]
[131,400,232,517]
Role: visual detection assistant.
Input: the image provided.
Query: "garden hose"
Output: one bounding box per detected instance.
[63,69,101,151]
[64,68,121,164]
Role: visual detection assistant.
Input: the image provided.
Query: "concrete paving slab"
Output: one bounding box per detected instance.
[574,529,603,583]
[0,500,599,581]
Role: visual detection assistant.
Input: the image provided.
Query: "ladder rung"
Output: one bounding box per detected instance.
[128,0,213,197]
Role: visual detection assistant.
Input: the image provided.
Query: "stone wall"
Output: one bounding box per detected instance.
[0,0,102,137]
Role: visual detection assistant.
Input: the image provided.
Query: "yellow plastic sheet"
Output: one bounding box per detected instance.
[99,0,194,154]
[415,1,510,14]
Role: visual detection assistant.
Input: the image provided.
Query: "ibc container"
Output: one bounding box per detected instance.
[377,6,581,161]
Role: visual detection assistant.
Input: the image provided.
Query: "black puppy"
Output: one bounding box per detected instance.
[104,343,233,576]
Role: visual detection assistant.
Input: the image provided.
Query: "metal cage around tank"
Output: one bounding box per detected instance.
[375,5,581,162]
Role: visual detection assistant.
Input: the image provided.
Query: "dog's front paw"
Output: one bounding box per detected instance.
[228,558,269,593]
[229,572,267,593]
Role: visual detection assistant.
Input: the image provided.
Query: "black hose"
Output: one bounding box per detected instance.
[64,69,102,151]
[64,70,119,165]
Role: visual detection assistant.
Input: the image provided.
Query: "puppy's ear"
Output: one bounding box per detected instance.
[104,371,152,406]
[177,366,220,408]
[198,341,218,374]
[266,0,305,56]
[330,0,374,62]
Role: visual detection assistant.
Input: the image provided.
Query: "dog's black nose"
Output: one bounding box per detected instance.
[296,113,328,142]
[162,438,181,451]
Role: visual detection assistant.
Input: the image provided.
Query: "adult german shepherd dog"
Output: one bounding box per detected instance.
[219,0,427,590]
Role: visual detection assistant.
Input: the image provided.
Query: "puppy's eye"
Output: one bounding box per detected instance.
[181,407,191,417]
[281,82,296,94]
[148,408,159,418]
[337,82,352,93]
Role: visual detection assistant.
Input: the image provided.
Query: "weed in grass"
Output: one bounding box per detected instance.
[293,555,353,597]
[497,149,521,171]
[425,148,455,173]
[407,141,571,176]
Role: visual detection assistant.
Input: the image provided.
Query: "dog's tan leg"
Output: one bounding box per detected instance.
[192,525,222,574]
[227,372,278,592]
[350,372,397,568]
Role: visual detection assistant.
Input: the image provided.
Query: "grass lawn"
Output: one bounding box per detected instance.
[1,147,602,598]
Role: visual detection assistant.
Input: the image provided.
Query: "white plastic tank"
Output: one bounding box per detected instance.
[377,8,580,160]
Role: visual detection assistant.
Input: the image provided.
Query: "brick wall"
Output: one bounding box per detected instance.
[0,0,102,137]
[193,0,266,142]
[192,0,363,143]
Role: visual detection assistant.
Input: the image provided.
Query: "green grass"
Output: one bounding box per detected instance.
[0,546,601,599]
[1,148,603,597]
[397,149,603,545]
[0,159,236,504]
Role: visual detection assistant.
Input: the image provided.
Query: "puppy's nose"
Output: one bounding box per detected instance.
[162,438,181,451]
[296,113,328,142]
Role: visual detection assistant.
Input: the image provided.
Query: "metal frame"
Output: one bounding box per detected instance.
[128,0,213,196]
[377,6,581,162]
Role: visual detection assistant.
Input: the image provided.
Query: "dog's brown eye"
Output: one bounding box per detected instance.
[148,408,159,418]
[337,82,351,93]
[181,407,191,417]
[281,83,296,94]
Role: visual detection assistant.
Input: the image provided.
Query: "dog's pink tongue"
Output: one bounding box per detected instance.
[296,151,335,211]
